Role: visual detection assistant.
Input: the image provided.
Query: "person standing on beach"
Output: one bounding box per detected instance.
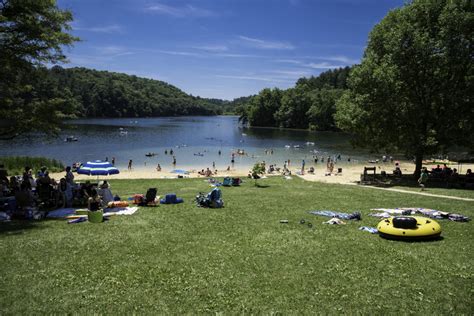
[301,159,305,175]
[112,157,115,166]
[156,164,161,172]
[212,161,215,169]
[172,156,176,166]
[128,160,133,170]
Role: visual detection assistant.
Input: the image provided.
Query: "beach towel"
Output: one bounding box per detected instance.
[370,207,470,222]
[323,218,346,225]
[46,208,77,218]
[359,226,378,234]
[103,206,138,216]
[309,210,361,220]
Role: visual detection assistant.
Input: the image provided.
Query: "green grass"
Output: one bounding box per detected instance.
[389,185,474,199]
[1,177,473,314]
[0,156,64,176]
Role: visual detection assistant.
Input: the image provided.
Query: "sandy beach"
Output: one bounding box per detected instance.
[49,160,472,185]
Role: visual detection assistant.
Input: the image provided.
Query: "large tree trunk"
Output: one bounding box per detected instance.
[414,152,423,178]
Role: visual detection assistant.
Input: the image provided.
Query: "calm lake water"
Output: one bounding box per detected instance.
[0,116,377,171]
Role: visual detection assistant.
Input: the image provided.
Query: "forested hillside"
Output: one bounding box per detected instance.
[48,66,224,118]
[238,66,352,130]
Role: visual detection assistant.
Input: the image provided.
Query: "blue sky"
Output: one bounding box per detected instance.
[58,0,405,100]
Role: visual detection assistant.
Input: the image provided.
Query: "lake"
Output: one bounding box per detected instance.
[0,116,378,171]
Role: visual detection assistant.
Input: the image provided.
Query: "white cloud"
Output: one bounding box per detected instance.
[73,24,123,34]
[238,35,295,50]
[270,70,312,78]
[274,59,303,64]
[216,74,294,83]
[306,55,359,64]
[276,55,358,65]
[146,3,216,18]
[192,45,228,52]
[305,62,344,69]
[152,49,202,57]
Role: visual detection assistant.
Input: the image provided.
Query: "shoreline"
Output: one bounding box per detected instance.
[49,161,470,185]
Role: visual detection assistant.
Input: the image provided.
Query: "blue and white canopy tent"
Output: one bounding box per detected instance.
[77,160,120,178]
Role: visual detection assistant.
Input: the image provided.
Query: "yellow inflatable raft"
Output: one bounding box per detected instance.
[377,216,441,240]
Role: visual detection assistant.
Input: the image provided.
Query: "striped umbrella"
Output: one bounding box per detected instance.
[77,160,120,176]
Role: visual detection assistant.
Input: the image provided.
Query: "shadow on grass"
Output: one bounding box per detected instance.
[366,177,474,192]
[380,235,444,243]
[254,184,270,188]
[0,220,44,236]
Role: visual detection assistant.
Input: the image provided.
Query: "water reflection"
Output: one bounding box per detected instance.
[1,116,376,169]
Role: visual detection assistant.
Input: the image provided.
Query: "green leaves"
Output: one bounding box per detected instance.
[334,0,474,173]
[240,67,352,129]
[0,0,79,139]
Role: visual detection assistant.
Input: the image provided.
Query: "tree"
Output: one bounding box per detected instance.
[246,88,283,127]
[274,87,311,128]
[0,0,78,139]
[306,88,343,131]
[335,0,473,176]
[251,162,266,186]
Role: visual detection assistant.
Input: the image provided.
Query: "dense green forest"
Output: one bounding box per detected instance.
[237,66,351,130]
[47,66,226,117]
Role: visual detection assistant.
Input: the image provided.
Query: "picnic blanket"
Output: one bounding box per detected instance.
[104,207,138,216]
[47,207,138,219]
[369,207,470,222]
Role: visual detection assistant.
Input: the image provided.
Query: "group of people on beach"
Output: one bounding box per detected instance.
[0,164,116,219]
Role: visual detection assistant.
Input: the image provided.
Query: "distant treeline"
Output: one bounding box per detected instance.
[237,66,352,130]
[47,66,226,118]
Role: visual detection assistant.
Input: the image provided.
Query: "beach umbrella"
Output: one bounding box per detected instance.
[77,160,120,176]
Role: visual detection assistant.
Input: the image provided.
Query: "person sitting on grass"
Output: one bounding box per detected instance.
[466,169,473,178]
[9,176,20,195]
[393,166,402,176]
[87,189,103,211]
[418,167,429,191]
[14,182,35,217]
[0,164,8,184]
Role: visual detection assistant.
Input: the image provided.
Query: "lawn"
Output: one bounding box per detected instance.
[389,185,474,199]
[1,177,472,314]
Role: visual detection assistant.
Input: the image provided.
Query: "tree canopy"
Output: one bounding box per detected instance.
[47,67,223,118]
[335,0,473,175]
[0,0,78,139]
[239,67,351,130]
